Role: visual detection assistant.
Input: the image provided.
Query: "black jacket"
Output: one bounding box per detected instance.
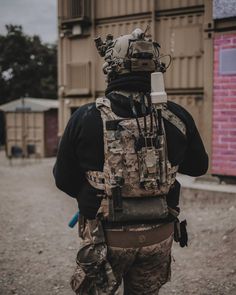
[53,93,208,219]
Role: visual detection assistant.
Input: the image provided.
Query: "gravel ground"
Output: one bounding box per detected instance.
[0,152,235,295]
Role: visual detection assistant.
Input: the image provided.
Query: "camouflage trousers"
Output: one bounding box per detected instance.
[71,220,173,295]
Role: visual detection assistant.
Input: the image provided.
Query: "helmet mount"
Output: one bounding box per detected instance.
[94,27,168,82]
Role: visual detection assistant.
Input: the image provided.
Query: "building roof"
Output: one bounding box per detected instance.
[0,98,58,112]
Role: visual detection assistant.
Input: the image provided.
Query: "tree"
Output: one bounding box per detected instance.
[0,24,57,104]
[0,25,57,145]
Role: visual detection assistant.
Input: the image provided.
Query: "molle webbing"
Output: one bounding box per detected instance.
[96,96,187,135]
[86,97,185,193]
[86,171,105,190]
[86,166,179,191]
[87,96,187,222]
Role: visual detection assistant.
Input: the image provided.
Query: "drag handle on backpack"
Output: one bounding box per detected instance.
[111,185,123,212]
[111,174,124,212]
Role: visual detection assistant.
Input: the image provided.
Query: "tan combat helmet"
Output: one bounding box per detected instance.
[94,28,165,82]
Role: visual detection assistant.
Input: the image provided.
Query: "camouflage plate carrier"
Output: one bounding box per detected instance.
[86,93,186,222]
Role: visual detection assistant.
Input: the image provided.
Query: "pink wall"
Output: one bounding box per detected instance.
[212,33,236,176]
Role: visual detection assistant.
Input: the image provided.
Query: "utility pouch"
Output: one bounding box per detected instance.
[76,243,107,278]
[179,220,188,247]
[137,145,160,190]
[70,264,93,295]
[174,219,188,248]
[108,196,169,222]
[74,219,118,295]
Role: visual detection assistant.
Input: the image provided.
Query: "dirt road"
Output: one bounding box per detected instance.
[0,153,235,295]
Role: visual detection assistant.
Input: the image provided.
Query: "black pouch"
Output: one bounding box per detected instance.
[179,220,188,247]
[174,219,188,248]
[108,196,169,222]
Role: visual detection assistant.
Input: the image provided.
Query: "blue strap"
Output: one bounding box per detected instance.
[68,211,80,228]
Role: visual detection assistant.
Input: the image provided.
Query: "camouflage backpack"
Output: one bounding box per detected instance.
[86,93,186,222]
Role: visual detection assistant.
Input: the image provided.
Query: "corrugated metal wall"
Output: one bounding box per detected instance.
[156,0,204,10]
[154,1,206,134]
[168,94,204,131]
[156,14,204,90]
[66,62,91,95]
[58,0,213,162]
[60,0,91,19]
[95,0,152,19]
[94,0,204,19]
[58,0,206,97]
[6,112,45,157]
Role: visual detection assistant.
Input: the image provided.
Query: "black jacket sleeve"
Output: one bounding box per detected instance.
[169,102,209,176]
[179,126,209,176]
[53,108,85,198]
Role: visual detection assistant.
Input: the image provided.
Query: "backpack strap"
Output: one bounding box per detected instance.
[162,108,186,136]
[96,97,119,120]
[96,97,186,135]
[87,97,120,191]
[96,97,111,109]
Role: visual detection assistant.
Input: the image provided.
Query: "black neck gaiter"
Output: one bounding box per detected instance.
[105,73,151,96]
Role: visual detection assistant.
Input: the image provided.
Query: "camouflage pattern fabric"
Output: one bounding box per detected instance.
[95,96,179,198]
[161,106,186,135]
[108,234,173,295]
[85,96,183,221]
[71,220,173,295]
[70,219,118,295]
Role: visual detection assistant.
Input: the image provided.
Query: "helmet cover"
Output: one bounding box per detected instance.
[94,28,162,82]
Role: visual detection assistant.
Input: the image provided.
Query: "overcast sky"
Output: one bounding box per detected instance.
[0,0,57,43]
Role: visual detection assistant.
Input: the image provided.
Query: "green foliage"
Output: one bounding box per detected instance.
[0,24,57,104]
